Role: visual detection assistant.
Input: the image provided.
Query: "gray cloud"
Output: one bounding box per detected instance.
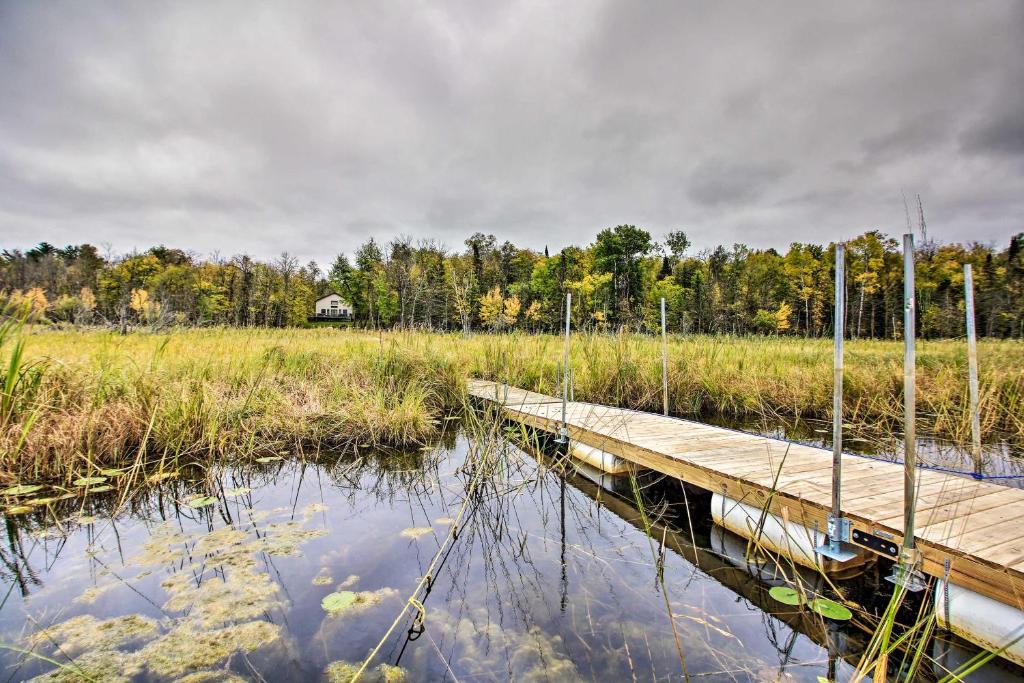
[1,0,1022,266]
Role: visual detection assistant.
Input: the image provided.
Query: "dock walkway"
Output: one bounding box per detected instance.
[469,379,1024,611]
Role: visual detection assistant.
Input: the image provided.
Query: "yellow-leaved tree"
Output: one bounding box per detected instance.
[478,286,504,331]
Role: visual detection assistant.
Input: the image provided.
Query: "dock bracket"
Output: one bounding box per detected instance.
[885,546,928,592]
[815,514,860,562]
[554,424,568,445]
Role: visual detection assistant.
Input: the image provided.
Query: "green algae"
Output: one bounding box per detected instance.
[259,521,327,556]
[138,621,279,678]
[325,661,407,683]
[29,614,158,654]
[27,648,142,683]
[175,672,248,683]
[26,501,330,681]
[163,566,281,628]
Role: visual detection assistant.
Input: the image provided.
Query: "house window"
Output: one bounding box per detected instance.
[320,308,326,314]
[331,301,338,307]
[342,309,348,316]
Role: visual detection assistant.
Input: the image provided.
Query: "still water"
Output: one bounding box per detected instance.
[1,431,1022,681]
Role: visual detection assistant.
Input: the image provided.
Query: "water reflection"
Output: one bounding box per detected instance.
[0,434,1021,681]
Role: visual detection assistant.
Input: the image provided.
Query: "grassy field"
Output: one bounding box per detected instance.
[2,326,1023,483]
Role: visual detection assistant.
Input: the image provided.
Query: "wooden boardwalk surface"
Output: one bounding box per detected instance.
[469,379,1024,610]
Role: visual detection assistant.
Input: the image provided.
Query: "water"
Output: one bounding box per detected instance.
[1,433,1022,681]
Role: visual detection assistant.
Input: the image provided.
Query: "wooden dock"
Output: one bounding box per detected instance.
[469,379,1024,611]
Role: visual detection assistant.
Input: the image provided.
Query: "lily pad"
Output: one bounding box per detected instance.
[5,505,33,515]
[768,586,804,606]
[187,496,218,508]
[87,485,115,493]
[321,591,358,614]
[2,484,44,496]
[224,487,251,497]
[810,597,852,621]
[75,476,108,486]
[255,456,282,463]
[99,468,125,477]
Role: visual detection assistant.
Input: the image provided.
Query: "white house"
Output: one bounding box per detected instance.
[311,292,353,320]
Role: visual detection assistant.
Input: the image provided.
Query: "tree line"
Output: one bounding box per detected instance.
[2,226,1022,338]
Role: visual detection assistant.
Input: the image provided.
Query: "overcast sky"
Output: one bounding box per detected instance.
[1,2,1022,266]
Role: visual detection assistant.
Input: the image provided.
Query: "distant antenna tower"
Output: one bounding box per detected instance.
[917,194,928,245]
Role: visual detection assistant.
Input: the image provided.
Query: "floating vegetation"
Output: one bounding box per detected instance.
[74,583,117,605]
[258,521,327,556]
[325,661,407,682]
[174,672,248,683]
[321,588,397,617]
[255,456,282,463]
[336,574,359,590]
[312,571,333,586]
[86,485,114,493]
[147,471,178,484]
[28,614,158,654]
[767,586,804,606]
[223,487,250,497]
[810,597,853,621]
[139,621,280,678]
[2,483,44,496]
[186,495,218,508]
[73,476,107,486]
[25,508,326,680]
[99,468,124,477]
[22,495,70,506]
[400,526,433,540]
[303,502,328,518]
[5,504,33,514]
[321,590,358,614]
[435,516,455,525]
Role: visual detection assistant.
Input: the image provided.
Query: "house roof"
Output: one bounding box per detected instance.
[315,292,346,302]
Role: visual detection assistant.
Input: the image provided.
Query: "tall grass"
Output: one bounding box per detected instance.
[4,326,1022,484]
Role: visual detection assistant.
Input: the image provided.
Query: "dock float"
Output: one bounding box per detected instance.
[470,379,1024,663]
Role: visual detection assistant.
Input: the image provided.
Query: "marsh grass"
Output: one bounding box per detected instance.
[4,326,1022,485]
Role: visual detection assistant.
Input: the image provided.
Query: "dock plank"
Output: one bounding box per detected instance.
[469,379,1024,610]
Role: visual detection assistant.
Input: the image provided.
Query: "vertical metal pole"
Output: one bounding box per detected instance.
[558,293,571,443]
[964,264,982,477]
[831,244,845,523]
[818,244,856,562]
[902,233,917,551]
[661,297,669,416]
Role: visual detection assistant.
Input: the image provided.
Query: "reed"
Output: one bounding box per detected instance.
[3,326,1022,484]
